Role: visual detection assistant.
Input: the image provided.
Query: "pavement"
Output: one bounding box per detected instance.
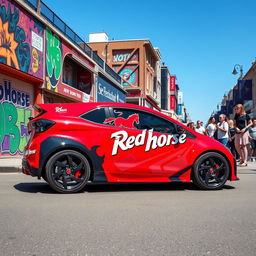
[0,166,256,256]
[0,156,22,173]
[0,155,255,173]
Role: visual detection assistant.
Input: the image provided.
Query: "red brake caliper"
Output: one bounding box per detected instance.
[75,170,81,178]
[210,164,219,174]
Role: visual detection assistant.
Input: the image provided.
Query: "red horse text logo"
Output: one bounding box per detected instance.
[104,114,139,129]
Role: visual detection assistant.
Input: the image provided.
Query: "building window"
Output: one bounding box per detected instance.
[62,56,93,95]
[63,57,77,87]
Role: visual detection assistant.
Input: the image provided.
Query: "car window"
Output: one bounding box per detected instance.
[108,108,176,134]
[81,108,107,124]
[177,124,196,139]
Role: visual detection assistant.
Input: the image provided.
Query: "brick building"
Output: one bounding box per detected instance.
[88,34,161,110]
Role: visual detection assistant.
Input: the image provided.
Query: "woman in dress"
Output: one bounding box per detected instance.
[234,104,252,167]
[206,116,217,139]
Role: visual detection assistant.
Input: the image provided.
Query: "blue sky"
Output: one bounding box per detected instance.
[44,0,256,123]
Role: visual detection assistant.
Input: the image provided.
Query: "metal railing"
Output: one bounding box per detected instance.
[22,0,122,85]
[105,64,121,84]
[92,51,104,69]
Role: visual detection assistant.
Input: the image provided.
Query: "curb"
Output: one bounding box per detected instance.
[0,166,21,173]
[0,157,22,173]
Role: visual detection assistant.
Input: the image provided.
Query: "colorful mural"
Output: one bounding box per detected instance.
[112,50,139,87]
[45,28,95,102]
[45,28,62,91]
[112,50,139,63]
[0,0,44,79]
[0,78,32,155]
[118,65,138,87]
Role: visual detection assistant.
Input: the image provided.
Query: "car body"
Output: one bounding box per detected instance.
[22,102,238,193]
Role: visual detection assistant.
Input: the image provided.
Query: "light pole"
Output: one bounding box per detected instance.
[232,64,243,79]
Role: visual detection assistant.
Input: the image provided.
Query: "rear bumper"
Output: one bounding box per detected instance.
[22,159,39,177]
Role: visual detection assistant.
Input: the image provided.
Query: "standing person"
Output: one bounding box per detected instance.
[217,114,229,147]
[234,104,252,167]
[187,122,195,130]
[195,120,206,134]
[228,120,238,159]
[248,118,256,162]
[206,117,217,138]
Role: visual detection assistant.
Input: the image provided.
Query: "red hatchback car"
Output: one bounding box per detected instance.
[22,103,238,193]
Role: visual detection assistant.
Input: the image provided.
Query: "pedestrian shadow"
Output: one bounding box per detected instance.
[13,182,235,194]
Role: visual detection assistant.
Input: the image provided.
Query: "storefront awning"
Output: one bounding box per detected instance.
[0,63,43,84]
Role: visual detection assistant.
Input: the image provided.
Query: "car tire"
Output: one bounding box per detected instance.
[192,152,230,190]
[45,150,91,193]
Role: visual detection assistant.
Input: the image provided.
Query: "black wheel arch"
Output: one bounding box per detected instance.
[39,137,107,182]
[191,150,233,181]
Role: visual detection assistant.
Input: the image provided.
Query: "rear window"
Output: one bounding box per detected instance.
[81,108,107,124]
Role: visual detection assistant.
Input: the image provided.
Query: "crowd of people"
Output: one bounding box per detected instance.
[187,104,256,167]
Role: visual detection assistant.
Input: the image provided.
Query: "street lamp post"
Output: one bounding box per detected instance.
[232,64,243,79]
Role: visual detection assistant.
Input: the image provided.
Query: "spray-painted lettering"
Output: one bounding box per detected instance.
[113,53,130,63]
[0,80,30,107]
[0,80,31,155]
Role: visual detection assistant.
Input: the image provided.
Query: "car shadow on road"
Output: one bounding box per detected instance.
[13,182,235,194]
[14,182,56,194]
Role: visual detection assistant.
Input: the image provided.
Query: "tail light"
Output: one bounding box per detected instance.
[31,119,55,133]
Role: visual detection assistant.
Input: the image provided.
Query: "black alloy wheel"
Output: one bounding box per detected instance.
[45,150,91,193]
[192,152,230,190]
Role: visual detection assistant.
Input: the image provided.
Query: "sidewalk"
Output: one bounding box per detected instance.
[0,156,22,173]
[240,161,256,171]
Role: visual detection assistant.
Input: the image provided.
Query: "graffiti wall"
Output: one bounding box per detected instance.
[0,0,44,79]
[112,50,139,87]
[0,74,33,156]
[45,28,95,103]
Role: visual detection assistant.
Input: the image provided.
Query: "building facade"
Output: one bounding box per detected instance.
[214,62,255,120]
[88,35,161,110]
[160,66,185,120]
[0,0,125,156]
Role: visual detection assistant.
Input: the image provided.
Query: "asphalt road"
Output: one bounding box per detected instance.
[0,167,256,256]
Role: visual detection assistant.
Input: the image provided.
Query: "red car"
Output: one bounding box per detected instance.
[22,103,238,193]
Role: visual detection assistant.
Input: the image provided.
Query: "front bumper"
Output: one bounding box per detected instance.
[233,157,238,181]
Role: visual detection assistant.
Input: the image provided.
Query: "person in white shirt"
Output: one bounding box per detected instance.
[206,116,217,138]
[217,114,229,147]
[195,120,206,135]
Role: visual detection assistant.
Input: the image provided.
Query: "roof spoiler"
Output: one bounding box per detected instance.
[32,104,52,119]
[33,104,58,112]
[33,104,42,112]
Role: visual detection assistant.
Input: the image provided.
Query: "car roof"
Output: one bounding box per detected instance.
[35,102,185,127]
